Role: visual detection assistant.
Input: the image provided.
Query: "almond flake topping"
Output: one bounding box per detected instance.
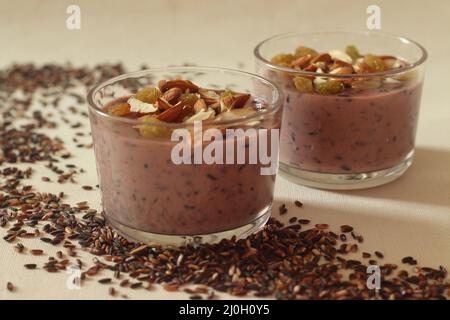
[270,44,415,95]
[127,97,158,113]
[105,78,264,137]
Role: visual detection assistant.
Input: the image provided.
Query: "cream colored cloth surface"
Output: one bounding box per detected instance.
[0,0,449,299]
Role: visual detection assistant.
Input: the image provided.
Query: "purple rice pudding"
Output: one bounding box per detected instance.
[255,36,426,189]
[88,74,282,242]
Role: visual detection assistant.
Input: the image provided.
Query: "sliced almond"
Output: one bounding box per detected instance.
[303,64,317,72]
[158,80,166,88]
[312,68,327,86]
[156,97,173,111]
[158,79,199,93]
[209,101,221,114]
[312,61,329,72]
[313,75,327,87]
[194,99,207,113]
[310,53,332,64]
[330,59,353,69]
[384,77,401,84]
[291,55,313,69]
[161,87,183,104]
[127,97,158,113]
[329,67,354,75]
[199,89,221,105]
[234,93,252,108]
[215,106,258,121]
[185,108,215,123]
[328,50,353,64]
[157,103,193,122]
[220,93,251,110]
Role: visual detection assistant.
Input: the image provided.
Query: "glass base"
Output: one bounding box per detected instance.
[280,152,414,190]
[104,204,272,247]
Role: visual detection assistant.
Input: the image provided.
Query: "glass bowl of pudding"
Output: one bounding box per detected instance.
[254,31,427,190]
[87,67,283,245]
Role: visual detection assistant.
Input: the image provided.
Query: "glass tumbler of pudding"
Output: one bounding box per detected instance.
[254,31,427,189]
[87,67,283,245]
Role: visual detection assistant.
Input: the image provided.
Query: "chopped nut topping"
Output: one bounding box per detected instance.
[105,79,263,137]
[161,87,183,104]
[158,79,199,93]
[193,99,207,113]
[270,44,415,95]
[328,50,353,64]
[128,97,158,113]
[185,108,215,122]
[157,103,193,123]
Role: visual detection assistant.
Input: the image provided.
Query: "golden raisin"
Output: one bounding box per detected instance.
[135,87,161,103]
[315,80,343,95]
[108,103,131,116]
[271,53,295,66]
[363,55,385,72]
[293,76,314,93]
[136,116,171,139]
[345,45,361,61]
[295,46,318,58]
[351,79,382,90]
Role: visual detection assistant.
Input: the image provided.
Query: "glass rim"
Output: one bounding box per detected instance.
[87,66,283,128]
[253,30,428,79]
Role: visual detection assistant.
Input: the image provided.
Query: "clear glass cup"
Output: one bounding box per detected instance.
[87,67,283,245]
[254,31,427,190]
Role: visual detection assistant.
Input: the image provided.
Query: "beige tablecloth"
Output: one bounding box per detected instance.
[0,0,449,299]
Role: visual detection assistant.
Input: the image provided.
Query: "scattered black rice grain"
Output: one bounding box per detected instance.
[31,249,44,256]
[289,217,297,224]
[1,63,449,301]
[402,256,418,265]
[109,287,117,297]
[120,279,130,287]
[98,278,112,284]
[14,243,25,253]
[294,200,303,208]
[130,282,143,289]
[340,225,354,233]
[7,282,14,292]
[278,204,288,215]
